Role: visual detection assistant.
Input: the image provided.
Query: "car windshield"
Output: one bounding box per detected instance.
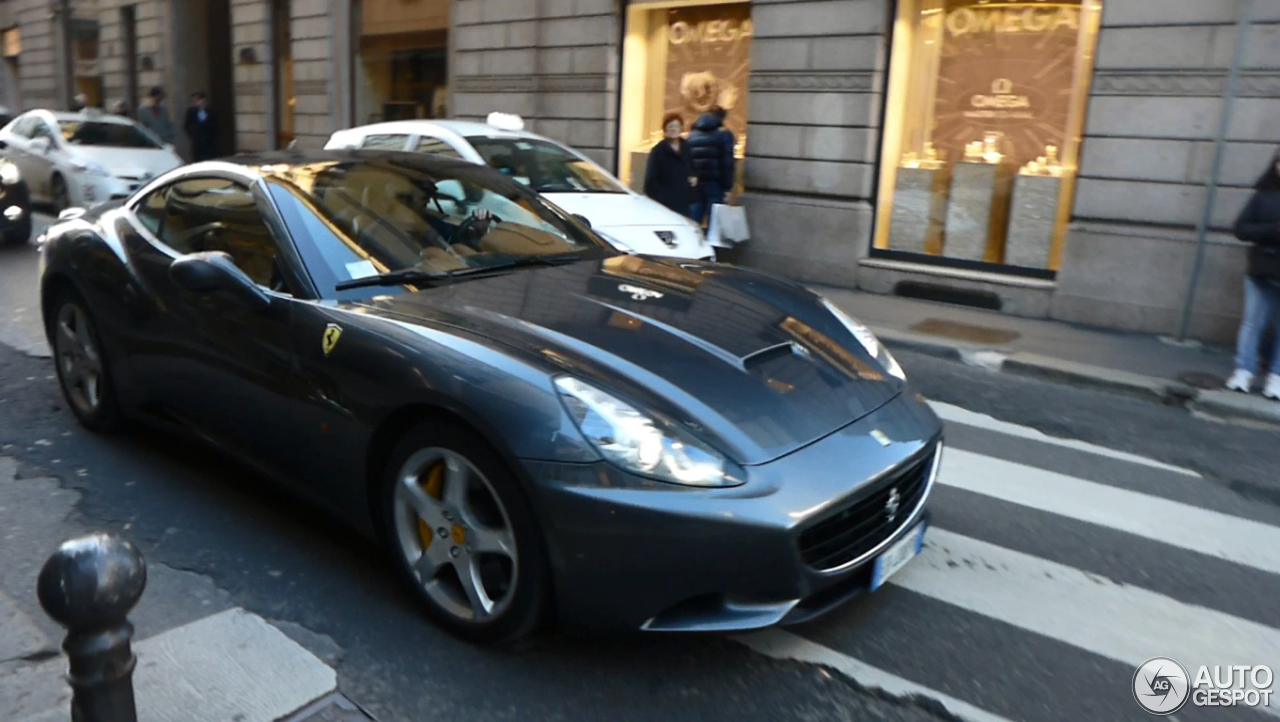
[465,136,626,194]
[59,120,162,149]
[263,155,616,296]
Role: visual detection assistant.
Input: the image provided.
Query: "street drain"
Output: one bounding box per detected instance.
[909,318,1021,345]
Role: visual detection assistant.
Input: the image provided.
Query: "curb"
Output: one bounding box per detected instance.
[874,330,1280,427]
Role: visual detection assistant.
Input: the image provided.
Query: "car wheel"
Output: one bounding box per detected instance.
[50,290,120,431]
[380,422,549,644]
[50,174,69,213]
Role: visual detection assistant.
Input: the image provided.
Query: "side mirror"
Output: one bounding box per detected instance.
[0,139,8,150]
[30,137,50,153]
[170,251,271,311]
[572,214,592,229]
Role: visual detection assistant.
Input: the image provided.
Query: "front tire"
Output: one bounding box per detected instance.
[3,213,32,246]
[379,422,550,644]
[49,289,120,432]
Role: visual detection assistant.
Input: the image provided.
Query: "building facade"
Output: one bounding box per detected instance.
[1,0,1276,342]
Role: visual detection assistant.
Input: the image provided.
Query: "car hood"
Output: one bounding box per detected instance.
[70,145,182,178]
[353,256,903,465]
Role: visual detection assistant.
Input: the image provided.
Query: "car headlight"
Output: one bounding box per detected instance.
[70,158,110,177]
[820,297,907,381]
[555,376,737,487]
[0,161,19,185]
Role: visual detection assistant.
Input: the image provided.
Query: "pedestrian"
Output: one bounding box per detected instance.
[686,105,735,225]
[70,93,88,112]
[138,86,175,145]
[183,91,218,161]
[1226,148,1280,399]
[643,112,695,219]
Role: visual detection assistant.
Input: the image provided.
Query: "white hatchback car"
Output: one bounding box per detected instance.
[325,115,714,261]
[0,109,183,210]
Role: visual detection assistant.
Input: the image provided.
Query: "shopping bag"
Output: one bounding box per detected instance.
[708,204,750,248]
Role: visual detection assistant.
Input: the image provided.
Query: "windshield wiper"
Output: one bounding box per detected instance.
[334,253,581,292]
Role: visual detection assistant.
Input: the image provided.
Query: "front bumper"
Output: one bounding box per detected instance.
[522,391,943,631]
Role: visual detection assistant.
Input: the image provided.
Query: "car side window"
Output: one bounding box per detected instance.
[361,134,409,150]
[133,186,169,235]
[10,116,34,138]
[414,136,463,158]
[31,122,57,144]
[157,178,284,289]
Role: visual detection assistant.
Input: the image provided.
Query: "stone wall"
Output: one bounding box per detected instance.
[736,0,887,287]
[452,0,620,168]
[289,0,334,149]
[231,0,269,151]
[1054,0,1280,341]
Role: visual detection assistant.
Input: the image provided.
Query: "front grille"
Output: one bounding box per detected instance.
[798,449,935,571]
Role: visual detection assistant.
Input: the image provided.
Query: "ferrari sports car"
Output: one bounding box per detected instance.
[39,150,943,643]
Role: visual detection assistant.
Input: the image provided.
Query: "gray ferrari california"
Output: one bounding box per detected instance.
[38,150,943,643]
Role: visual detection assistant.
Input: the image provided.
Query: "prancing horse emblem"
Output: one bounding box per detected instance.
[885,488,901,524]
[322,323,343,356]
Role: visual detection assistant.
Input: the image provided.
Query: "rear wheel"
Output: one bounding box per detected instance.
[380,422,549,644]
[50,290,120,431]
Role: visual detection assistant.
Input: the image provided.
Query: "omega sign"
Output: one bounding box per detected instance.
[971,78,1031,109]
[669,18,753,45]
[946,5,1080,37]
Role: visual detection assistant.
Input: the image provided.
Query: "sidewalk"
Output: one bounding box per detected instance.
[817,286,1280,426]
[0,456,376,722]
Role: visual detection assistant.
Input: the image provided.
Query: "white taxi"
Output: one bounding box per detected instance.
[0,109,183,211]
[325,114,714,261]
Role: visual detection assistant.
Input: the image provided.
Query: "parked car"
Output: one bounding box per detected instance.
[325,115,715,261]
[0,144,32,246]
[39,150,940,644]
[0,109,183,211]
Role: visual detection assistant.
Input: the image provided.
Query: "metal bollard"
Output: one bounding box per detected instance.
[37,533,147,722]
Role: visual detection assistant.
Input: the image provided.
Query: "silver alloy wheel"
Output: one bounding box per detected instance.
[392,448,519,623]
[54,302,103,416]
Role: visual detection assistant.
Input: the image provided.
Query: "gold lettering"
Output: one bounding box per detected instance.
[979,9,1002,34]
[669,18,751,45]
[1023,7,1050,32]
[1053,7,1079,32]
[945,7,976,36]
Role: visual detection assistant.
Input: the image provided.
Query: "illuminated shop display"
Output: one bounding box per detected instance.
[874,0,1102,272]
[617,1,751,192]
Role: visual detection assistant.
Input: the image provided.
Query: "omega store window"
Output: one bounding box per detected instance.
[354,0,450,124]
[617,0,751,195]
[874,0,1102,276]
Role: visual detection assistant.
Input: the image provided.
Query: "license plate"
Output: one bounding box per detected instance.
[870,523,925,591]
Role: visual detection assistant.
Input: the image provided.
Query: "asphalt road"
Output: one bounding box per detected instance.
[1,234,1278,721]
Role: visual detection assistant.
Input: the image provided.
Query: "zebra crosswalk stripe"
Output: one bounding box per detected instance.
[938,448,1280,576]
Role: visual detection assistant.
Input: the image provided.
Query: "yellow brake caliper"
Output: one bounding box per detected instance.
[416,464,445,551]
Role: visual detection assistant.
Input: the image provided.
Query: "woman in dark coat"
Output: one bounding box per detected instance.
[1227,149,1280,399]
[643,112,694,219]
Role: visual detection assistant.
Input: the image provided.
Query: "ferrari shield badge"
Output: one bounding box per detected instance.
[322,323,343,356]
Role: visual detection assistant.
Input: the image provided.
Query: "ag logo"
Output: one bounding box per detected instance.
[1133,657,1190,715]
[618,284,664,301]
[322,323,343,356]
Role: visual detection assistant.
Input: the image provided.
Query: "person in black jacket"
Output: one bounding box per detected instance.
[1228,150,1280,399]
[643,112,694,219]
[686,106,735,224]
[183,91,219,162]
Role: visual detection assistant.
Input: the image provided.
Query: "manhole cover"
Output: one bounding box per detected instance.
[1177,371,1224,390]
[909,318,1021,345]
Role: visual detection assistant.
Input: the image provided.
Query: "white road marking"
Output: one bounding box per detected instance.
[939,449,1280,576]
[928,401,1200,477]
[734,628,1016,722]
[893,529,1280,714]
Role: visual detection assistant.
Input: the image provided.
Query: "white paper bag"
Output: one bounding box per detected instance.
[707,204,750,248]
